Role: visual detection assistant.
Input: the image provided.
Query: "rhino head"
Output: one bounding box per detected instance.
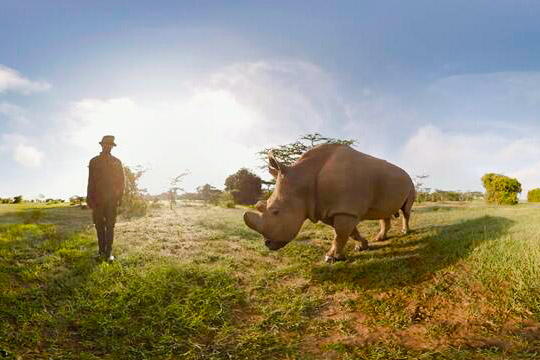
[243,151,307,250]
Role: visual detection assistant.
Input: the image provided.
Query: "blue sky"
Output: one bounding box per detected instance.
[2,1,540,198]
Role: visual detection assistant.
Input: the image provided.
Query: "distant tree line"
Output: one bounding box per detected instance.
[0,195,24,204]
[417,190,484,203]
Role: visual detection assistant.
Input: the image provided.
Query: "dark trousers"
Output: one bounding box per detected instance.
[92,200,117,257]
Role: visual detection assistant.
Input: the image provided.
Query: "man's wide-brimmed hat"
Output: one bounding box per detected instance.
[99,135,117,146]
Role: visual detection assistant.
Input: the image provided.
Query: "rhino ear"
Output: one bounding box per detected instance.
[268,166,279,178]
[268,150,288,177]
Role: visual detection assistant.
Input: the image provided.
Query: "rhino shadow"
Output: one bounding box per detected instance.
[310,215,514,290]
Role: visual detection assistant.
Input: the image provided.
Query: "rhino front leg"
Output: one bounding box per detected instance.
[351,227,369,251]
[373,218,391,242]
[325,214,359,263]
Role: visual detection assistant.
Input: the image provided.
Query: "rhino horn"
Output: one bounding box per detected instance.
[244,211,263,233]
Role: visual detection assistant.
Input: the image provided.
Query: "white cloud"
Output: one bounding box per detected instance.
[61,92,264,194]
[399,125,540,196]
[0,101,29,125]
[203,60,348,145]
[422,71,540,130]
[1,133,45,168]
[0,64,51,94]
[13,144,44,168]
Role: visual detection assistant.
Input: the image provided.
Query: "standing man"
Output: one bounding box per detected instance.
[87,135,125,261]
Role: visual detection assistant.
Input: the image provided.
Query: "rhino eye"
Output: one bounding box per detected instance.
[271,209,279,216]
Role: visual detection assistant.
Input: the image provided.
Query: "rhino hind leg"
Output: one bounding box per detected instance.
[325,214,359,263]
[401,190,415,234]
[374,218,391,242]
[401,212,410,234]
[351,227,369,251]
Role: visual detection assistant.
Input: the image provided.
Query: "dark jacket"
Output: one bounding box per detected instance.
[87,153,125,208]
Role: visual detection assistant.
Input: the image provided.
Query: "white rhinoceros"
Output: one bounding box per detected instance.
[243,144,415,262]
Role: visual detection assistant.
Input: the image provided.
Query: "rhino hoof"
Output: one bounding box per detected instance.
[354,244,369,252]
[324,255,346,263]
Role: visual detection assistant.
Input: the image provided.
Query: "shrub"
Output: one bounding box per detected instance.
[150,198,163,209]
[119,166,148,218]
[481,173,522,205]
[218,191,235,208]
[13,195,23,204]
[528,188,540,202]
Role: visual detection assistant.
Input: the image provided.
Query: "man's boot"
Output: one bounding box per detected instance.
[105,225,115,261]
[96,226,106,258]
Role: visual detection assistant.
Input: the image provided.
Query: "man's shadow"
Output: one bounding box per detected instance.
[310,215,514,290]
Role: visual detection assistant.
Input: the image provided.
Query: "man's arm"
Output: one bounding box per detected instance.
[87,160,95,208]
[116,162,125,206]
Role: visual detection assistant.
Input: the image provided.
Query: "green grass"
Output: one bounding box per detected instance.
[1,201,540,359]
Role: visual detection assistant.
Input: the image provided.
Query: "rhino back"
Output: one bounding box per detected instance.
[315,146,413,221]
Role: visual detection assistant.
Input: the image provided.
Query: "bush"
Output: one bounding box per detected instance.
[120,197,148,218]
[218,191,235,208]
[528,188,540,202]
[119,166,148,218]
[481,173,522,205]
[13,195,23,204]
[150,198,164,209]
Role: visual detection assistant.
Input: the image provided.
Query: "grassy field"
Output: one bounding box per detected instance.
[1,201,539,359]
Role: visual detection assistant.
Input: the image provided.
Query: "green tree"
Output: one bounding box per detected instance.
[13,195,23,204]
[225,168,262,205]
[528,188,540,202]
[481,173,522,205]
[196,184,222,205]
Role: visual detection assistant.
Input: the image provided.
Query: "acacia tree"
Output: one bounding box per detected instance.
[257,133,356,168]
[168,171,189,209]
[225,168,262,205]
[413,174,431,203]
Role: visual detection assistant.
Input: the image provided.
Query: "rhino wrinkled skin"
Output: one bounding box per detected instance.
[243,144,415,263]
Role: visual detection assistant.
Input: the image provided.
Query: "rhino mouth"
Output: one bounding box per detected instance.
[264,238,287,251]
